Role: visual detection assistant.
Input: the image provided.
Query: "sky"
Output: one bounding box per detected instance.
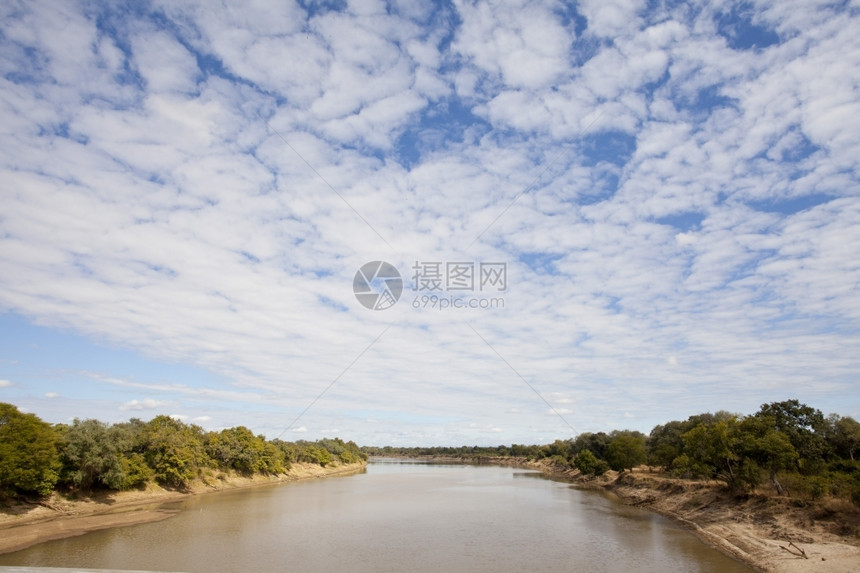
[0,0,858,446]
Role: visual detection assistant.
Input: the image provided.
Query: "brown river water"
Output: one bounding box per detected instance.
[0,459,754,572]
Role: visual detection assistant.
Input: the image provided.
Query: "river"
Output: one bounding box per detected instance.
[0,459,753,572]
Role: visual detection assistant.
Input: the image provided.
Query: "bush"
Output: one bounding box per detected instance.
[575,449,609,476]
[809,476,828,500]
[298,444,331,467]
[671,454,711,480]
[120,453,154,489]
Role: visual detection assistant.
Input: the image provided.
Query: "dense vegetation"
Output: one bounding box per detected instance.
[365,400,860,504]
[0,402,366,497]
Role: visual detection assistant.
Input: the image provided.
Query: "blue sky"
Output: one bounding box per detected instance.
[1,0,858,445]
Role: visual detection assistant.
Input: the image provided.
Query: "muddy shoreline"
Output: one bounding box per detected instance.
[0,462,366,556]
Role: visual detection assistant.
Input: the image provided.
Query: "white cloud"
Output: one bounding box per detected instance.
[131,29,201,94]
[0,380,12,388]
[120,398,173,412]
[45,392,59,398]
[452,0,574,89]
[0,0,857,445]
[579,0,646,38]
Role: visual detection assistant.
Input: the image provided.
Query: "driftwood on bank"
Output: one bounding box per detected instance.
[779,539,808,559]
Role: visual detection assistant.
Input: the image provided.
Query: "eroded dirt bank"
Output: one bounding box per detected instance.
[0,461,366,555]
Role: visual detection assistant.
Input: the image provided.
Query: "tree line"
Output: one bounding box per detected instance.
[0,402,366,497]
[364,400,860,503]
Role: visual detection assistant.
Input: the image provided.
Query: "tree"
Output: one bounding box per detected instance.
[206,426,265,473]
[0,403,60,496]
[58,419,125,490]
[540,439,575,463]
[110,418,149,454]
[109,418,154,488]
[681,419,745,489]
[648,420,691,469]
[574,449,609,476]
[257,441,286,474]
[571,432,611,460]
[143,416,207,487]
[606,432,647,472]
[272,439,298,467]
[828,415,860,461]
[321,438,366,465]
[737,415,797,495]
[754,430,797,495]
[757,400,827,472]
[119,452,154,489]
[297,443,331,467]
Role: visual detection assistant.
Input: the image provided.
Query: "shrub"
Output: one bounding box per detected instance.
[575,449,609,476]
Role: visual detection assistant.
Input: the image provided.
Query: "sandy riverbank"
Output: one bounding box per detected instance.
[0,461,366,555]
[404,455,860,573]
[598,468,860,573]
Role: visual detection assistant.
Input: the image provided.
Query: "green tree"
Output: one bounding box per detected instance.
[322,438,365,465]
[58,419,125,490]
[297,443,331,467]
[682,419,744,489]
[754,430,797,495]
[510,444,542,459]
[258,441,286,474]
[757,400,827,472]
[0,403,60,496]
[119,452,154,489]
[574,449,609,476]
[542,439,575,461]
[648,421,688,469]
[272,439,298,467]
[736,415,797,495]
[317,437,346,458]
[828,415,860,461]
[109,418,154,489]
[110,418,149,454]
[606,432,647,472]
[143,416,207,487]
[670,453,713,479]
[206,426,267,474]
[571,432,611,460]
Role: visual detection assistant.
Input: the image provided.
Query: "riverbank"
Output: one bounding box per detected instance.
[387,455,860,573]
[553,463,859,573]
[0,461,366,555]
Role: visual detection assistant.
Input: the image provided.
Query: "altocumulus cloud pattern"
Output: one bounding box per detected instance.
[0,0,858,445]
